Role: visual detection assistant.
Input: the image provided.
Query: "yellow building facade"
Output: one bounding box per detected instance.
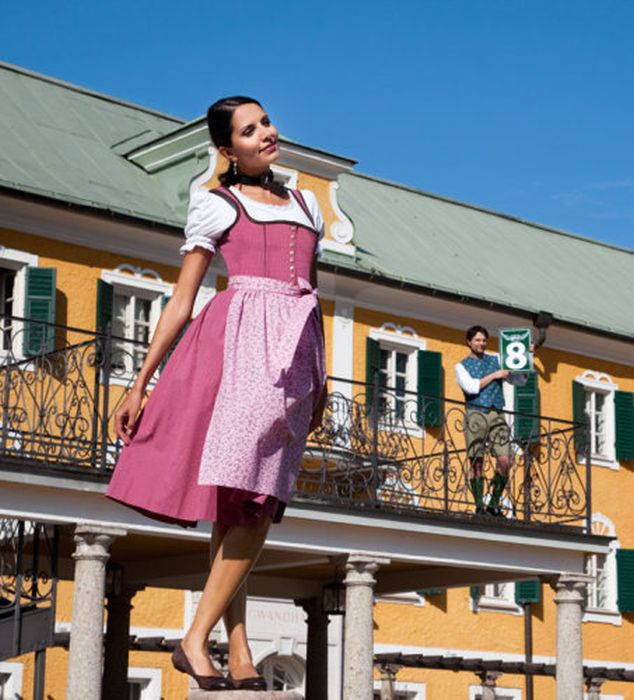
[1,62,633,699]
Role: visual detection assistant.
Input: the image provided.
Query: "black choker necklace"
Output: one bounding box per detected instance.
[235,170,274,188]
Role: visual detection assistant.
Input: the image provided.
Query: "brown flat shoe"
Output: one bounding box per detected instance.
[228,672,267,691]
[171,643,234,691]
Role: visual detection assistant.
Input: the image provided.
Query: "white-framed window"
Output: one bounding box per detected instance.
[473,582,522,615]
[576,370,618,468]
[127,667,162,700]
[256,654,304,691]
[0,248,39,359]
[373,680,425,700]
[0,661,23,700]
[101,267,172,385]
[584,514,621,625]
[370,324,427,430]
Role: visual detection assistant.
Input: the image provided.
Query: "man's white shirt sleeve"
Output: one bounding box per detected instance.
[455,363,480,395]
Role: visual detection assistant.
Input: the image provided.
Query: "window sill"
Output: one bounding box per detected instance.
[577,456,619,471]
[583,608,622,626]
[473,597,522,615]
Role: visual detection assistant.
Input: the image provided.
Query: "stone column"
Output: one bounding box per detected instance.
[476,670,501,700]
[102,572,141,700]
[585,676,607,700]
[550,573,593,700]
[66,523,126,700]
[295,597,329,700]
[342,553,390,700]
[379,664,399,700]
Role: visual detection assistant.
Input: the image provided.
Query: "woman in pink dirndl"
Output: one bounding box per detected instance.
[106,97,326,691]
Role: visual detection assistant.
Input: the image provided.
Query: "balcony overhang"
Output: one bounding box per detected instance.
[0,465,609,599]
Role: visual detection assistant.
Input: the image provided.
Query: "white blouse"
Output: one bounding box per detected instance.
[181,186,325,255]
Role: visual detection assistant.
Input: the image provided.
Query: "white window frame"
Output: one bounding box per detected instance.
[575,370,619,470]
[101,268,172,387]
[473,581,522,615]
[369,324,427,434]
[583,513,621,626]
[0,661,24,699]
[0,247,39,361]
[469,684,521,700]
[127,666,162,700]
[373,679,425,699]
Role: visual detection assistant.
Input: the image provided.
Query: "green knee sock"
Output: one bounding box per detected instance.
[490,473,508,508]
[470,477,484,511]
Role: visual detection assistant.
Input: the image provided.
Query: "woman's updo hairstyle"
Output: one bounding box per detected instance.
[207,96,263,186]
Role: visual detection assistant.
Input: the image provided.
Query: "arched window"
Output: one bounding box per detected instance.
[256,654,305,691]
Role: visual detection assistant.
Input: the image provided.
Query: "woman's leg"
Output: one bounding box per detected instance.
[208,523,260,679]
[181,515,271,676]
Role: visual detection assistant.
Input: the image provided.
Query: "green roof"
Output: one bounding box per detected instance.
[0,61,186,226]
[331,172,634,339]
[1,62,632,340]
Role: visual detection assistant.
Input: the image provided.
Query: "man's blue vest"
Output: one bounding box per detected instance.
[460,354,504,411]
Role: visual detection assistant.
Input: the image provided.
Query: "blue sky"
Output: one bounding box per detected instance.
[2,1,633,249]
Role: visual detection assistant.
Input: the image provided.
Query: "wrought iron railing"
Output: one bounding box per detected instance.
[0,315,591,531]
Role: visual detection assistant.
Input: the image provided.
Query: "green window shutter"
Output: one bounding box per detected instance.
[469,585,480,600]
[515,579,541,604]
[616,549,634,613]
[572,381,587,457]
[365,337,381,409]
[23,267,56,355]
[615,391,634,461]
[160,294,189,372]
[514,373,539,442]
[96,280,114,333]
[417,588,444,596]
[417,350,443,427]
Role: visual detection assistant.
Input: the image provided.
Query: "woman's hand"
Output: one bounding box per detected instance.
[115,388,144,445]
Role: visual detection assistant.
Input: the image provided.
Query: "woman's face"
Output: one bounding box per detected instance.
[223,102,279,175]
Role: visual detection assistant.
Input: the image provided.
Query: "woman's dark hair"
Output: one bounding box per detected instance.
[207,96,262,186]
[466,325,489,342]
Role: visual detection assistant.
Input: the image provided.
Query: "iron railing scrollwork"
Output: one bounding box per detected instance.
[0,315,591,531]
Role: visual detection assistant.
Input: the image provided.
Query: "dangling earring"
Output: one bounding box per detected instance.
[231,161,238,177]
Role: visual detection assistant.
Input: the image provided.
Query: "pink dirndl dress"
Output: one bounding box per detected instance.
[106,187,326,527]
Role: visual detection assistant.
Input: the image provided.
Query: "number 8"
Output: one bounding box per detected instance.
[506,341,527,370]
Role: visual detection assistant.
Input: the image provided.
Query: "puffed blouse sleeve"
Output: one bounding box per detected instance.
[300,189,326,241]
[180,189,237,255]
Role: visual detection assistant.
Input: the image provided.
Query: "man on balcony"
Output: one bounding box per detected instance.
[455,326,530,516]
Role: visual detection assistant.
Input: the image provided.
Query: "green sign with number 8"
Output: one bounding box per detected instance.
[499,328,533,372]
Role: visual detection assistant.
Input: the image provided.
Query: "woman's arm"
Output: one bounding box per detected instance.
[115,248,213,442]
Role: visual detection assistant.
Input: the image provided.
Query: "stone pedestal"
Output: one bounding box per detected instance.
[342,553,390,700]
[66,523,126,700]
[295,596,329,700]
[550,573,593,700]
[189,692,303,699]
[476,670,502,700]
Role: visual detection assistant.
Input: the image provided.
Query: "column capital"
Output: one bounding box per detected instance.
[585,676,608,693]
[73,522,127,563]
[344,553,390,586]
[549,572,594,603]
[476,670,502,687]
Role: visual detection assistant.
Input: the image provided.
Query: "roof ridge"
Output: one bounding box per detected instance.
[0,60,184,124]
[346,171,634,256]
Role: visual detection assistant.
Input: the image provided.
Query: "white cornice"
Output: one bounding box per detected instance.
[124,117,356,180]
[317,270,634,367]
[1,195,631,367]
